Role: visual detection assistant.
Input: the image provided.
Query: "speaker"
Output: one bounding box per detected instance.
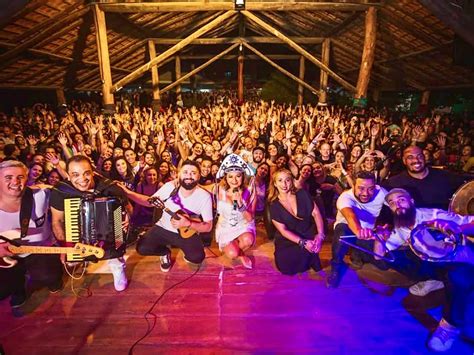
[453,35,474,68]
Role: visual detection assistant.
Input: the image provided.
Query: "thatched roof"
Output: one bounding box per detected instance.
[0,0,472,94]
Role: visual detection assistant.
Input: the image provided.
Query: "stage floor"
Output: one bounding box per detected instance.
[1,228,473,355]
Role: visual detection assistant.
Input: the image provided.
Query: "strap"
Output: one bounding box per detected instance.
[19,187,34,239]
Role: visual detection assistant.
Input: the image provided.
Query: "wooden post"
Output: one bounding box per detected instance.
[148,39,161,110]
[175,55,183,106]
[421,90,430,105]
[56,88,66,106]
[297,56,305,105]
[319,38,330,105]
[355,7,377,100]
[92,4,114,113]
[238,49,244,104]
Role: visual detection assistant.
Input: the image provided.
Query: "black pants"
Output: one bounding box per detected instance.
[274,238,321,275]
[330,223,375,269]
[0,254,63,301]
[136,225,205,264]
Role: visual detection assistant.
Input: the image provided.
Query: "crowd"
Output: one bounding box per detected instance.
[0,92,473,352]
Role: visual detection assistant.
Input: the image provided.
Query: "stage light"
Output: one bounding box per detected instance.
[234,0,245,10]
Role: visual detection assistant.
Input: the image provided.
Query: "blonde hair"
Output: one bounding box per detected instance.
[268,168,297,202]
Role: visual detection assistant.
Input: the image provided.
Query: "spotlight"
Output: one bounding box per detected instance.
[234,0,245,10]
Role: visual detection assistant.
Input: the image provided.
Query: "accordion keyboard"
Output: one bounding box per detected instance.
[64,197,83,262]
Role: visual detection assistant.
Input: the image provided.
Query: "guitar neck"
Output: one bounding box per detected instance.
[9,246,76,255]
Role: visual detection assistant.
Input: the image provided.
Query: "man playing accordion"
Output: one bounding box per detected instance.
[50,155,133,292]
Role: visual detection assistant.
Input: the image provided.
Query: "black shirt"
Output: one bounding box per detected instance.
[383,168,467,210]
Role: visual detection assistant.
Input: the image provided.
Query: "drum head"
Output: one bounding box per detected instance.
[449,180,474,216]
[410,225,459,261]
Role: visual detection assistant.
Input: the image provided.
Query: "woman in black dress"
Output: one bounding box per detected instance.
[268,168,326,275]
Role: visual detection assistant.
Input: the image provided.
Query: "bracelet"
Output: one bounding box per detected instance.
[298,239,307,249]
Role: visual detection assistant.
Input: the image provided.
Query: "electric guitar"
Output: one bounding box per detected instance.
[0,230,105,268]
[148,197,200,239]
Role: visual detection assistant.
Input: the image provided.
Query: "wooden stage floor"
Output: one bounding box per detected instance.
[1,227,474,355]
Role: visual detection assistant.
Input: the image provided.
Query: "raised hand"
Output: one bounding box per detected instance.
[27,135,39,146]
[58,132,68,146]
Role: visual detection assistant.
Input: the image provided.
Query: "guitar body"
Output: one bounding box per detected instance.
[0,230,105,268]
[173,210,200,239]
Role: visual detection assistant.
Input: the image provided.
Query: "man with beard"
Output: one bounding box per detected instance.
[375,188,474,352]
[119,160,213,272]
[384,145,467,210]
[50,155,132,292]
[248,146,265,173]
[326,171,387,288]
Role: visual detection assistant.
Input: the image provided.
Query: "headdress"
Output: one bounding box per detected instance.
[216,153,254,179]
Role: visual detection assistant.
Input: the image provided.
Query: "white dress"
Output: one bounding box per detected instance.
[215,187,256,250]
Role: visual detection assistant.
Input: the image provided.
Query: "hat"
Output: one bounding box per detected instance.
[216,153,254,179]
[385,188,411,203]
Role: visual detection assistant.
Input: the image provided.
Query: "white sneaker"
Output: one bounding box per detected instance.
[111,266,128,292]
[160,253,172,272]
[427,318,460,352]
[409,280,444,296]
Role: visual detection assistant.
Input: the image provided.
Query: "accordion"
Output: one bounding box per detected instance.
[64,196,126,262]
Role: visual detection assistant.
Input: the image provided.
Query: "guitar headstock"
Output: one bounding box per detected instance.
[148,196,165,209]
[74,243,105,259]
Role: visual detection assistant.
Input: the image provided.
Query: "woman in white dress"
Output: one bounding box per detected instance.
[215,154,256,269]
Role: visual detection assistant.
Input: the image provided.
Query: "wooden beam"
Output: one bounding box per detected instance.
[151,36,325,45]
[242,41,321,96]
[319,38,330,104]
[92,4,114,108]
[297,56,305,105]
[99,1,382,13]
[111,10,236,92]
[148,40,161,104]
[242,10,356,92]
[161,43,239,94]
[355,7,377,99]
[179,54,301,60]
[0,6,89,69]
[175,55,183,105]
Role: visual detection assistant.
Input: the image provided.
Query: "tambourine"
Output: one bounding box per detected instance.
[409,223,463,262]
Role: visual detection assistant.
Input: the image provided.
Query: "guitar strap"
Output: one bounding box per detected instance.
[19,187,34,239]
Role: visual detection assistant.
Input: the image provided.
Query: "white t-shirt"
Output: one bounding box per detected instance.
[334,186,387,229]
[0,187,54,256]
[386,208,474,251]
[151,181,213,233]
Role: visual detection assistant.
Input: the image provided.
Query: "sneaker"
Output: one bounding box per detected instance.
[160,253,172,272]
[427,318,460,352]
[111,267,128,292]
[326,269,341,288]
[409,280,444,296]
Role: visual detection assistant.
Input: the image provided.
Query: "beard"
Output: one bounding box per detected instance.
[180,178,199,190]
[393,204,416,229]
